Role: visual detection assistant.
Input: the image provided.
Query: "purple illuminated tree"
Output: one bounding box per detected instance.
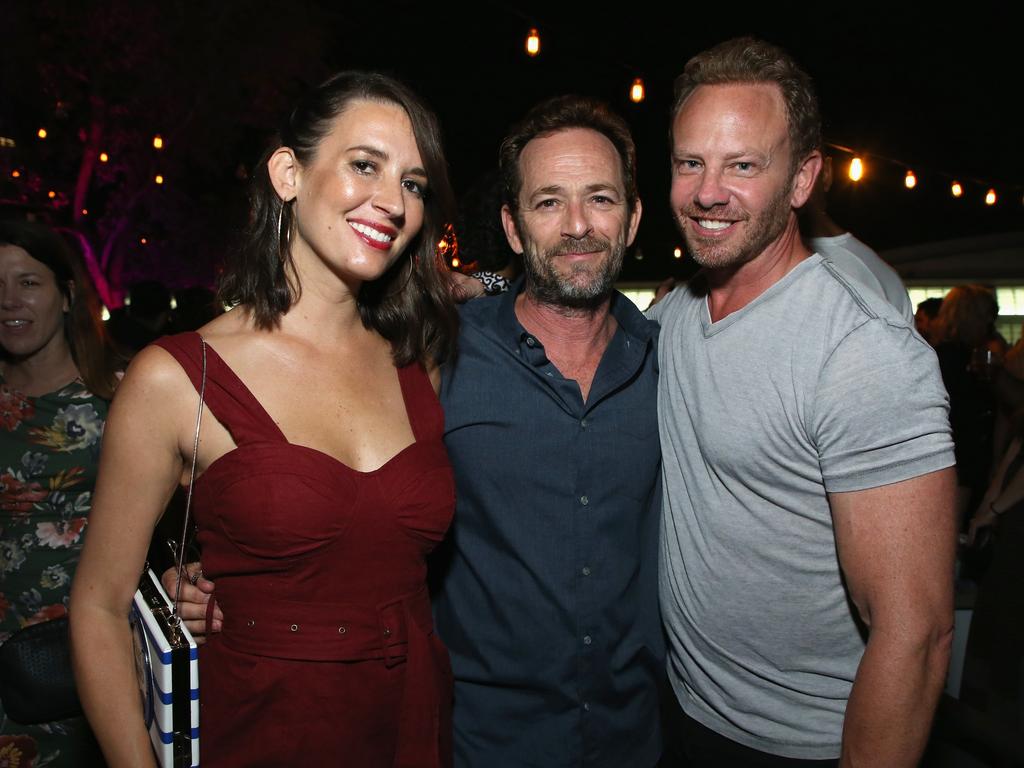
[0,0,331,305]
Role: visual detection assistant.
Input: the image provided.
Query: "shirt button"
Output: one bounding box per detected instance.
[583,635,592,645]
[580,418,588,428]
[580,495,589,506]
[526,336,536,347]
[583,702,591,712]
[581,566,591,576]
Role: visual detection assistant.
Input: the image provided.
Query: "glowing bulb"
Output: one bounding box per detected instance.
[904,170,916,189]
[451,257,460,268]
[154,174,164,185]
[101,306,110,322]
[951,181,963,198]
[985,188,997,205]
[99,152,109,163]
[630,78,645,104]
[140,237,148,245]
[526,28,540,56]
[81,208,88,215]
[37,128,47,139]
[673,247,682,259]
[47,190,56,199]
[11,170,20,178]
[848,157,864,182]
[153,135,164,150]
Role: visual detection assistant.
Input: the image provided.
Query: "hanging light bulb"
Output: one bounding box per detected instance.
[951,181,963,198]
[985,188,997,205]
[451,257,460,268]
[153,135,164,150]
[848,157,864,182]
[99,151,109,163]
[904,170,917,189]
[630,78,645,103]
[154,174,164,185]
[526,28,540,56]
[37,128,47,139]
[673,247,682,259]
[47,190,56,199]
[10,170,20,178]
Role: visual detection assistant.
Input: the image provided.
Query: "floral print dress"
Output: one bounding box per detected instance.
[0,377,108,767]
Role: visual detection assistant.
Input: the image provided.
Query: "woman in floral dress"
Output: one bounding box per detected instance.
[0,219,119,767]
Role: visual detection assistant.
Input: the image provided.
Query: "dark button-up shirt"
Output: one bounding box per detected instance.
[434,282,663,768]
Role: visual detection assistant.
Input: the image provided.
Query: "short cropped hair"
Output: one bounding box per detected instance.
[672,37,821,171]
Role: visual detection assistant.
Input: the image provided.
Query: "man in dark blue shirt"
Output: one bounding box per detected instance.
[434,96,664,767]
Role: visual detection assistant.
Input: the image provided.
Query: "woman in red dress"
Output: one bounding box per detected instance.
[71,72,458,767]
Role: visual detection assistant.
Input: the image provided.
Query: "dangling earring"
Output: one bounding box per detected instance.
[277,200,292,259]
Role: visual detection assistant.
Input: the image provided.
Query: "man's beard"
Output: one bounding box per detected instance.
[522,233,625,310]
[680,178,792,270]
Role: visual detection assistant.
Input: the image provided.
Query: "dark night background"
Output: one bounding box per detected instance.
[1,1,1020,302]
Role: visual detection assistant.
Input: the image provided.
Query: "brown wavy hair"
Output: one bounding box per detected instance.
[499,95,638,214]
[220,71,458,366]
[0,219,119,399]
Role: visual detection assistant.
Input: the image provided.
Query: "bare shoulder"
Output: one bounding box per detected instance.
[119,344,190,396]
[193,306,274,362]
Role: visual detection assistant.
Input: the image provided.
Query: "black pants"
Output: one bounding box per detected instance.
[660,686,839,768]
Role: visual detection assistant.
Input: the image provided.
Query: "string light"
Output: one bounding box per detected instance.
[81,208,88,215]
[986,188,997,205]
[47,190,56,199]
[848,157,864,182]
[153,135,164,150]
[10,170,20,178]
[140,237,148,245]
[525,28,540,56]
[673,247,682,259]
[630,78,645,104]
[904,170,917,189]
[37,128,47,139]
[451,257,460,268]
[99,152,109,163]
[951,181,963,198]
[154,174,164,185]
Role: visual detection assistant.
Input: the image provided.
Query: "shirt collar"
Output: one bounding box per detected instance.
[497,276,655,349]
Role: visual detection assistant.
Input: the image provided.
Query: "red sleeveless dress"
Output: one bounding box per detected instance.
[154,333,454,767]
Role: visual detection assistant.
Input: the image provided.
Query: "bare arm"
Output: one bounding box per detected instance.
[969,437,1024,543]
[830,467,956,768]
[69,347,195,767]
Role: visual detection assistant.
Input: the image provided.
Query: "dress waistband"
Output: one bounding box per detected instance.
[215,585,434,664]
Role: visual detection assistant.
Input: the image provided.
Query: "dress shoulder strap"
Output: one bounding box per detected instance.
[397,362,444,443]
[152,332,286,446]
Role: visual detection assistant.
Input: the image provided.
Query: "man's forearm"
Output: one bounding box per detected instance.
[840,623,952,767]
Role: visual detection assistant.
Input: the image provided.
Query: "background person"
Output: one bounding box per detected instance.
[798,154,913,321]
[0,218,119,767]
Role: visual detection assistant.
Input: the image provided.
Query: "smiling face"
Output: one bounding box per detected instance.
[502,127,641,308]
[284,99,428,289]
[0,244,71,362]
[670,83,813,271]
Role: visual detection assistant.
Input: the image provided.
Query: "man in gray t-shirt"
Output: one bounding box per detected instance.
[654,38,956,767]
